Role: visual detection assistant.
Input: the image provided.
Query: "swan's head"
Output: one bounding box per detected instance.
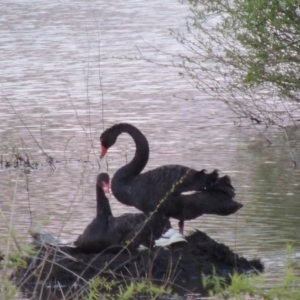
[97,173,110,194]
[99,124,121,158]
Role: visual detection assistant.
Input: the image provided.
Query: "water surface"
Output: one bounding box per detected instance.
[0,0,300,298]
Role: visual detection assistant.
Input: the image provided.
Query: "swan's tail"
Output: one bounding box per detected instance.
[192,169,220,191]
[202,175,242,216]
[205,169,220,187]
[207,174,236,198]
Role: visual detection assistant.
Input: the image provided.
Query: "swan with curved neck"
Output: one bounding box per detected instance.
[100,123,242,233]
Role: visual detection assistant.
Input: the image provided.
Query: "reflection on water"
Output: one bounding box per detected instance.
[1,0,300,298]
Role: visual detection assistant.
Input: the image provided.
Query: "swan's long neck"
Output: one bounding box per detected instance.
[96,186,112,217]
[116,123,149,178]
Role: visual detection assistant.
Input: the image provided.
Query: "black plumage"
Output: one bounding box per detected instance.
[100,123,242,233]
[74,173,170,254]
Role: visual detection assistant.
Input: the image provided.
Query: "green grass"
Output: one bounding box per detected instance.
[202,245,300,300]
[84,277,173,300]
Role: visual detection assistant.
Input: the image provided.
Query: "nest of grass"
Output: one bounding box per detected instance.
[11,230,263,299]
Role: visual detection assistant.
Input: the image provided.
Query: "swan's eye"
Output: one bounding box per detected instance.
[100,136,111,148]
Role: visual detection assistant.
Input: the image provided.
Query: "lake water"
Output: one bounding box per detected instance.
[0,0,300,299]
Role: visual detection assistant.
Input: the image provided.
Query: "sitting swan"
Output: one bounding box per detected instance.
[74,173,186,254]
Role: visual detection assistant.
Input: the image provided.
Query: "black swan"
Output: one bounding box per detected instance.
[74,173,185,254]
[100,123,242,233]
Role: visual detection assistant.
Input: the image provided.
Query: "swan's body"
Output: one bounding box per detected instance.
[100,123,242,233]
[74,173,185,254]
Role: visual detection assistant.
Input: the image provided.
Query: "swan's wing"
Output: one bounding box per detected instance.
[74,217,108,246]
[139,165,191,183]
[120,213,170,250]
[137,165,196,190]
[136,165,220,194]
[112,213,145,233]
[125,165,201,212]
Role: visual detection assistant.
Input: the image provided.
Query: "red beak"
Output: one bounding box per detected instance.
[100,144,107,159]
[102,181,110,194]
